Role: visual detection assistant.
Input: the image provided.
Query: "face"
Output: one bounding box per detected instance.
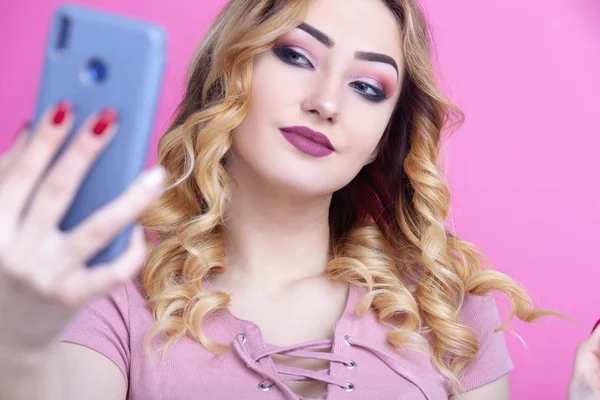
[229,0,405,196]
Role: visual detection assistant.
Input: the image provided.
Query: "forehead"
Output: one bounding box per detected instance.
[301,0,403,62]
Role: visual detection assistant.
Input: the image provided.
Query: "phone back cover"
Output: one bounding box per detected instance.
[31,4,167,266]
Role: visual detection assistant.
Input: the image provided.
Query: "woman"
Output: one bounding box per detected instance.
[0,0,580,398]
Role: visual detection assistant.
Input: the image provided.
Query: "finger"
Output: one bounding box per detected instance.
[63,165,165,263]
[0,102,74,243]
[0,122,31,180]
[586,319,600,350]
[592,319,600,335]
[20,109,118,240]
[57,224,148,308]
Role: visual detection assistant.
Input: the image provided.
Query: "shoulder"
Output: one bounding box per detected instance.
[459,293,504,331]
[451,292,514,395]
[60,274,148,381]
[73,273,146,324]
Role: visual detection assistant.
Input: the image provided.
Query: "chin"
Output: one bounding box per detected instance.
[230,143,353,198]
[249,159,349,199]
[264,169,338,198]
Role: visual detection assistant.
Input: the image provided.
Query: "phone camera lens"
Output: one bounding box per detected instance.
[56,16,70,51]
[85,59,107,83]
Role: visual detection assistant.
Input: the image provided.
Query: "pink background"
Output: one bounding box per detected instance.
[1,0,598,398]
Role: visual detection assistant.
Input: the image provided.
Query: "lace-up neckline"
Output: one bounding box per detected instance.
[203,278,358,400]
[202,279,435,400]
[233,336,357,399]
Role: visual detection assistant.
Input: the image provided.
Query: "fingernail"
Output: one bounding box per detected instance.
[52,101,71,125]
[19,121,30,132]
[141,166,166,191]
[592,319,600,334]
[15,121,30,139]
[92,108,118,136]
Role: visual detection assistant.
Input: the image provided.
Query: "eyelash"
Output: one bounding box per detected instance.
[272,46,387,104]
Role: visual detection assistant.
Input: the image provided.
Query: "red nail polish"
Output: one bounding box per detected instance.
[592,319,600,334]
[52,101,71,125]
[92,108,118,136]
[52,102,70,125]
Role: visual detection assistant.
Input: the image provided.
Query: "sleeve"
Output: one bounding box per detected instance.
[60,283,131,385]
[450,294,515,395]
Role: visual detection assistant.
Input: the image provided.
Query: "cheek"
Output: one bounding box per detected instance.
[342,106,392,159]
[250,52,306,110]
[233,54,286,139]
[248,54,278,113]
[231,53,300,161]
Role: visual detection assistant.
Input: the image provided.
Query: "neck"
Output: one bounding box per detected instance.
[220,159,332,291]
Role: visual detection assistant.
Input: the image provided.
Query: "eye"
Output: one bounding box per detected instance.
[272,46,314,69]
[349,81,386,103]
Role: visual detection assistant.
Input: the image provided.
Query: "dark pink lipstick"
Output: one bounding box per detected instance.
[279,126,334,157]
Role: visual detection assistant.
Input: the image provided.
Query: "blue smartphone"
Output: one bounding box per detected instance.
[30,4,167,267]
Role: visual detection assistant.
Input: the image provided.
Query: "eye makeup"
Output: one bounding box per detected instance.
[350,82,386,103]
[272,45,315,69]
[271,30,398,103]
[349,77,388,103]
[351,69,396,99]
[274,33,320,65]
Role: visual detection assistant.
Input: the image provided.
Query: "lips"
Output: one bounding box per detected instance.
[279,126,334,158]
[279,126,335,151]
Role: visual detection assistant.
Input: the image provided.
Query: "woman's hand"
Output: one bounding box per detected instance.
[568,320,600,400]
[0,102,165,358]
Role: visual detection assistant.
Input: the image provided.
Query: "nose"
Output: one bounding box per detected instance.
[301,76,340,124]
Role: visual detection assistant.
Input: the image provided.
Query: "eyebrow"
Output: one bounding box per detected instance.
[297,22,334,48]
[297,22,399,76]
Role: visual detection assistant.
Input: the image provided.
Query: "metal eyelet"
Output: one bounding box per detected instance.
[346,360,357,369]
[344,382,355,392]
[258,382,271,391]
[237,333,247,344]
[344,335,352,346]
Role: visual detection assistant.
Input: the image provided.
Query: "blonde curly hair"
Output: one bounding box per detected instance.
[137,0,570,394]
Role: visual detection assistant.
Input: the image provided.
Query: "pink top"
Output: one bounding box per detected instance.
[61,275,514,399]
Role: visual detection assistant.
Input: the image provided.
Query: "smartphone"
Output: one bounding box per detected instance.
[29,4,167,267]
